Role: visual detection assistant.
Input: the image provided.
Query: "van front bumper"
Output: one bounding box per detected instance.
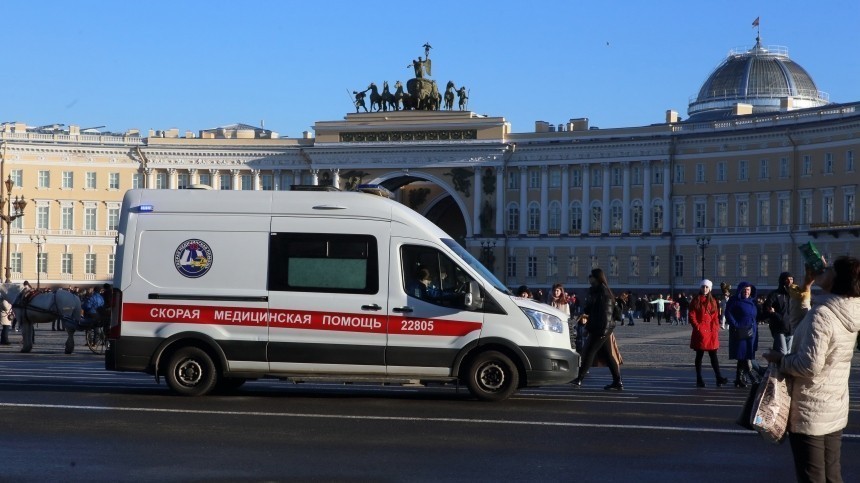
[521,346,580,386]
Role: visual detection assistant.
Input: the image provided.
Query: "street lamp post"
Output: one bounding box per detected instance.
[0,141,29,283]
[30,235,46,289]
[695,236,711,281]
[480,241,496,274]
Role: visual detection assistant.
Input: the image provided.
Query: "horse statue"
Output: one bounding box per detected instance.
[444,81,456,110]
[368,83,383,112]
[394,81,413,110]
[1,283,83,354]
[381,81,397,112]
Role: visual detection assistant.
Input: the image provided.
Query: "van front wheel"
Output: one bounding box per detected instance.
[465,351,519,402]
[166,347,218,396]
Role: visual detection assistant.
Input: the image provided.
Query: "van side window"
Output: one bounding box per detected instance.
[401,245,473,307]
[268,233,378,294]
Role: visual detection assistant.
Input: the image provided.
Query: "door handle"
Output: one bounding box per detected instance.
[392,306,414,313]
[361,304,382,311]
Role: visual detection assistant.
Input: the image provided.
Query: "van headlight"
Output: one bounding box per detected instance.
[521,308,565,334]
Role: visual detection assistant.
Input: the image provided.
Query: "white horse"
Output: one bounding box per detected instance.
[1,284,83,354]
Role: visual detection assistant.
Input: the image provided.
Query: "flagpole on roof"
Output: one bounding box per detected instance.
[752,16,761,42]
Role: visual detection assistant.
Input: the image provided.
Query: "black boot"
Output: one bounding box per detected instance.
[696,376,705,388]
[716,376,729,387]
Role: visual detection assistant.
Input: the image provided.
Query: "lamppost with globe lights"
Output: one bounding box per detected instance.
[696,236,711,281]
[30,235,46,289]
[480,241,496,274]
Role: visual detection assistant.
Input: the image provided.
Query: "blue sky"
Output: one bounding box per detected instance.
[2,1,858,137]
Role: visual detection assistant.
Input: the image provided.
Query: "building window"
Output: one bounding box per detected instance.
[570,203,582,232]
[778,198,791,227]
[674,254,684,278]
[760,254,769,278]
[10,170,22,188]
[738,160,748,181]
[695,164,705,182]
[61,253,72,275]
[716,201,727,228]
[549,169,561,188]
[11,253,21,274]
[694,201,706,228]
[507,170,519,190]
[631,201,643,231]
[824,153,833,174]
[85,206,97,231]
[548,202,561,232]
[674,201,686,229]
[823,193,834,223]
[759,159,769,179]
[85,253,97,275]
[38,170,50,188]
[737,200,749,227]
[590,203,602,230]
[108,254,115,275]
[591,167,602,187]
[177,173,190,189]
[261,174,274,191]
[799,195,812,225]
[241,174,253,190]
[86,171,97,190]
[108,207,120,231]
[197,173,211,187]
[590,256,599,270]
[568,256,579,279]
[650,255,660,277]
[506,255,516,278]
[220,173,232,190]
[37,253,48,274]
[632,166,642,185]
[802,155,812,176]
[132,173,143,189]
[62,171,74,189]
[673,164,685,183]
[652,167,663,185]
[611,167,622,186]
[610,202,622,231]
[781,253,790,273]
[37,206,49,229]
[529,169,540,189]
[652,202,663,232]
[528,202,540,232]
[61,206,74,231]
[570,168,581,188]
[779,158,789,178]
[717,162,726,182]
[845,193,856,223]
[279,173,293,191]
[527,256,538,278]
[739,254,748,278]
[717,254,727,278]
[547,256,558,278]
[156,173,167,189]
[506,203,519,233]
[109,173,120,190]
[847,151,855,172]
[758,198,770,226]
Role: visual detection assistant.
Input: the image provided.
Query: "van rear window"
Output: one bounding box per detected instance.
[268,233,378,294]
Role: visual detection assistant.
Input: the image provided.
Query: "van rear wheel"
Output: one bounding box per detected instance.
[166,347,218,396]
[465,350,519,402]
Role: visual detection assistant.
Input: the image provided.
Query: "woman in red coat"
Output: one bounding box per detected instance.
[688,279,729,387]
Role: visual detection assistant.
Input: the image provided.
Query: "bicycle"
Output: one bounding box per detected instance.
[85,324,107,354]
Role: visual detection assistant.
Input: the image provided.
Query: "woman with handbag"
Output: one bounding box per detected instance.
[688,279,728,387]
[763,256,860,483]
[570,268,623,390]
[725,281,759,387]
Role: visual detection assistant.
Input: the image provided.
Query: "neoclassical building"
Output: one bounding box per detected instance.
[1,38,857,294]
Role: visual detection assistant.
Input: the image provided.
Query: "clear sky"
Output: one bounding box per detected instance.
[2,0,858,137]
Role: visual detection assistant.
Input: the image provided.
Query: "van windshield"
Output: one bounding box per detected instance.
[442,239,510,295]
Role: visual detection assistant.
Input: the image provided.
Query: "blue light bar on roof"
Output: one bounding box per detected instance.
[138,204,154,212]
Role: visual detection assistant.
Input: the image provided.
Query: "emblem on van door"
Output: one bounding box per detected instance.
[174,239,213,278]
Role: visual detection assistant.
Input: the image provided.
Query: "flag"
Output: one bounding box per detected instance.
[752,16,760,27]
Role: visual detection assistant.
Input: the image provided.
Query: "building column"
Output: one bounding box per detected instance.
[643,161,652,235]
[560,165,569,234]
[662,160,672,233]
[310,169,319,186]
[601,162,611,234]
[519,166,528,235]
[231,169,241,190]
[168,168,177,190]
[495,166,504,236]
[146,168,156,189]
[539,165,549,235]
[622,162,631,234]
[273,169,281,191]
[252,170,261,190]
[332,169,340,189]
[293,169,302,189]
[189,169,198,186]
[473,167,482,236]
[210,169,220,190]
[581,164,591,234]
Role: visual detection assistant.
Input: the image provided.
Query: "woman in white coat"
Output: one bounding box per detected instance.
[763,256,860,483]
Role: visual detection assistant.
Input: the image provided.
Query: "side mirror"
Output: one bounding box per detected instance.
[463,281,483,311]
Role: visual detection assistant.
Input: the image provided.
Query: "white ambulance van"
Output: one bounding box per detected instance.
[106,187,579,401]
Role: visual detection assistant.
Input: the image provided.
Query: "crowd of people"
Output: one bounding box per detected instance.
[0,282,112,342]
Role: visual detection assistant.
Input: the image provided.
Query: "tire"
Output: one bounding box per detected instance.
[464,350,519,402]
[165,346,218,396]
[85,328,106,355]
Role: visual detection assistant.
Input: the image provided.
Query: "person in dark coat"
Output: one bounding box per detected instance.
[764,271,793,354]
[688,280,728,387]
[725,281,759,387]
[570,268,623,390]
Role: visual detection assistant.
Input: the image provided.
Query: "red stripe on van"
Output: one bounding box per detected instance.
[120,303,481,337]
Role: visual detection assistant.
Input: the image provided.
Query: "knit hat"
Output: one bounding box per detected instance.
[700,279,713,289]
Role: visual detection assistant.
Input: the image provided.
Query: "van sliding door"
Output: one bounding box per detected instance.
[267,217,389,374]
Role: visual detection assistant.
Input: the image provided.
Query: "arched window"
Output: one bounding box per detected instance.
[651,199,663,232]
[506,202,519,233]
[590,201,602,231]
[570,201,582,233]
[631,200,643,231]
[548,201,561,232]
[528,202,541,232]
[610,200,623,231]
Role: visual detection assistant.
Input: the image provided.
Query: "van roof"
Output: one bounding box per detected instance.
[121,188,451,239]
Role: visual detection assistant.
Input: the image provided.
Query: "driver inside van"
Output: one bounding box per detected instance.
[406,267,457,304]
